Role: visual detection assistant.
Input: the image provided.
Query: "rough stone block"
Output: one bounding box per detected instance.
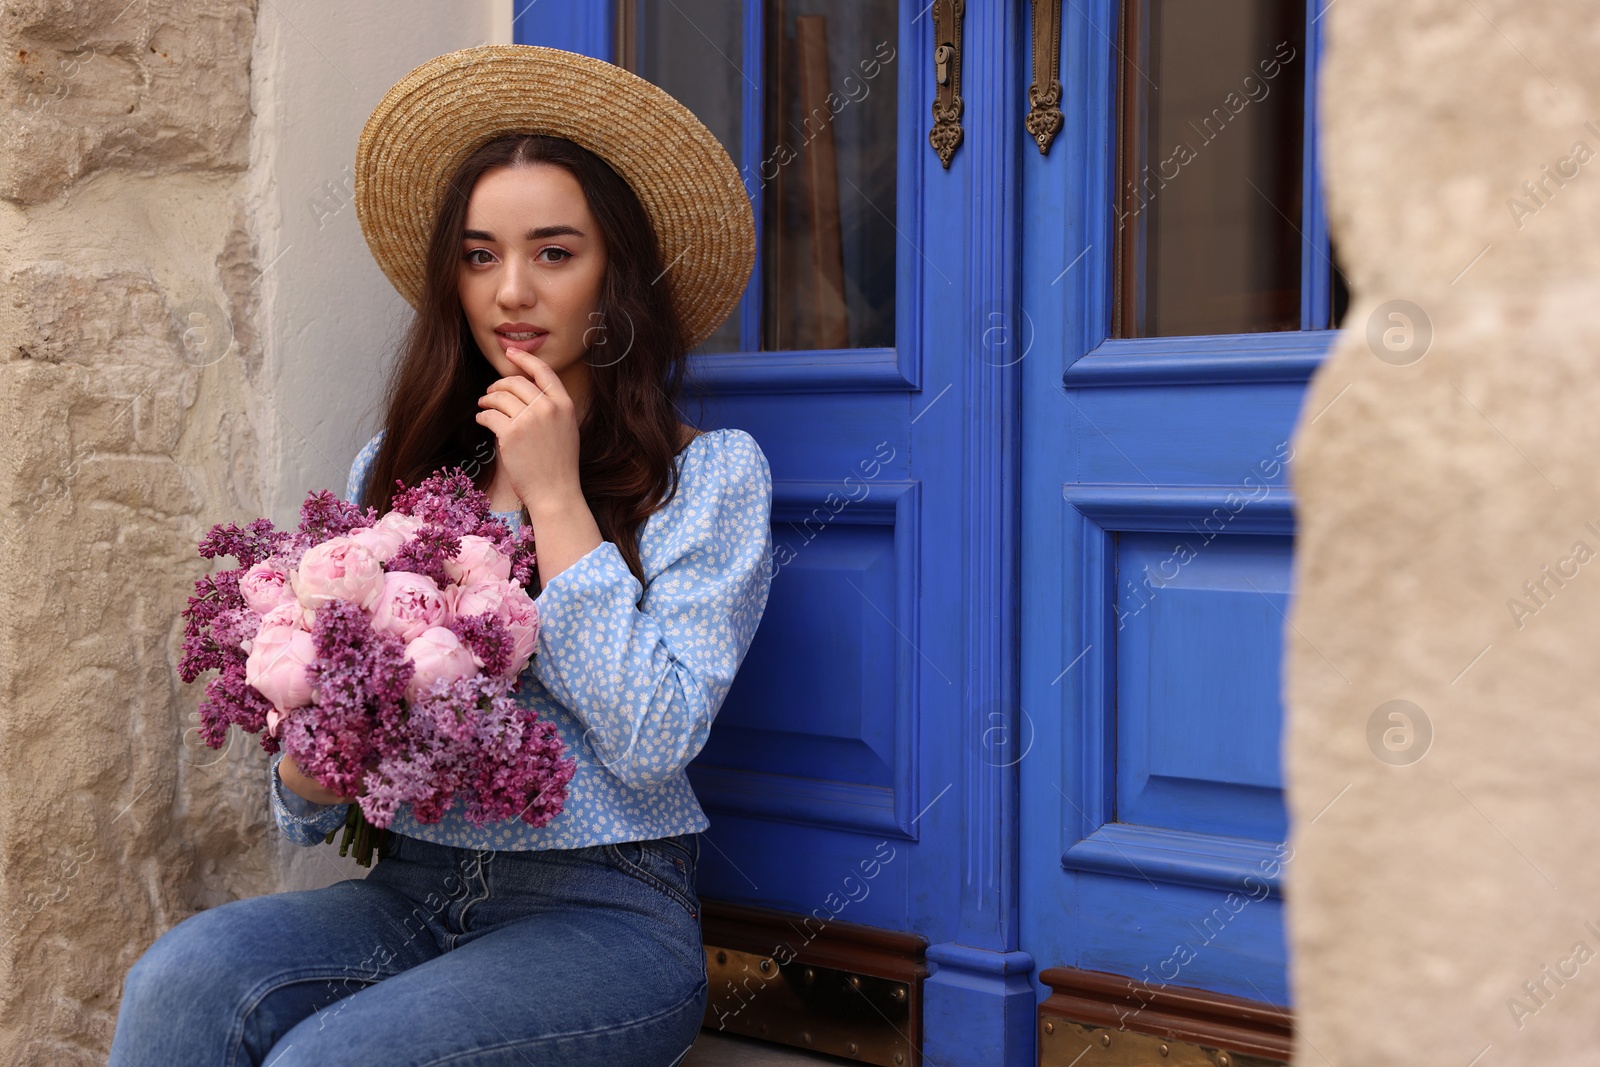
[0,2,257,204]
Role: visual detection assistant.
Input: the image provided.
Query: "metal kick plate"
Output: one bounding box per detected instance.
[704,946,913,1066]
[1039,1020,1287,1067]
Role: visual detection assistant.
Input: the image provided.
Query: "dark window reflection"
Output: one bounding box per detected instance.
[624,0,746,353]
[621,1,898,353]
[763,0,897,351]
[1114,0,1307,338]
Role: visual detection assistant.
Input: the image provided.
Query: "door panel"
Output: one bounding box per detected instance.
[1114,531,1292,839]
[1019,0,1339,1016]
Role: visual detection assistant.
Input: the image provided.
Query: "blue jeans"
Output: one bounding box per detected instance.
[110,831,708,1066]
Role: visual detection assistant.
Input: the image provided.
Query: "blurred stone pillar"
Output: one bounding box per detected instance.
[1288,1,1600,1063]
[0,2,274,1061]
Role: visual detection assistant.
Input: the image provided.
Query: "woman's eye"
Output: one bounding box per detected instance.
[537,247,572,264]
[464,248,494,266]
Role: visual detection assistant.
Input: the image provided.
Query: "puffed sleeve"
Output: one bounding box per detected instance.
[530,431,774,790]
[265,431,382,843]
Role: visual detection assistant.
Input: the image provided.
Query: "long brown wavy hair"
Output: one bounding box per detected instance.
[358,134,703,592]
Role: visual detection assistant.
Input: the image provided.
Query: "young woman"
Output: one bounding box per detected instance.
[110,45,771,1066]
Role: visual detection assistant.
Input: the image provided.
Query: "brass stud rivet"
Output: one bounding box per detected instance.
[1159,1043,1169,1057]
[1044,1021,1055,1034]
[802,1031,813,1045]
[849,1042,860,1056]
[894,1055,905,1066]
[1100,1033,1112,1047]
[1218,1056,1232,1067]
[891,986,907,1002]
[850,975,862,988]
[759,958,773,972]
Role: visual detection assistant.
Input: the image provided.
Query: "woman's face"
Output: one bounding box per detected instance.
[458,163,608,408]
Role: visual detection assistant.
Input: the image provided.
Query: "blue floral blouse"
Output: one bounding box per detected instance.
[268,426,773,851]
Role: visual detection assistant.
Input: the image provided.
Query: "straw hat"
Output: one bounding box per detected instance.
[354,44,755,350]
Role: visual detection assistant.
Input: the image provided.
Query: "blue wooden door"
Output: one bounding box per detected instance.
[1019,0,1342,1036]
[512,7,1027,1065]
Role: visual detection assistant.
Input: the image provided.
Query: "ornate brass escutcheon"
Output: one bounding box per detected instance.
[1026,0,1065,154]
[928,0,965,168]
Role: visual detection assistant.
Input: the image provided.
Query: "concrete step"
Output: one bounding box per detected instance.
[683,1030,865,1066]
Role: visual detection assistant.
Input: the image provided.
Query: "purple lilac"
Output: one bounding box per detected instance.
[298,488,377,545]
[390,468,537,580]
[384,525,462,589]
[178,569,246,682]
[358,675,574,830]
[285,598,412,798]
[196,660,276,751]
[449,612,514,680]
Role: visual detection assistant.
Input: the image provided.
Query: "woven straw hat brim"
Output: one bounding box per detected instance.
[354,44,754,351]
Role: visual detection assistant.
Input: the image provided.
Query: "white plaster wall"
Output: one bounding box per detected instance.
[249,0,510,888]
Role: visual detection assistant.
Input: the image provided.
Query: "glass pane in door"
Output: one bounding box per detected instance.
[625,0,746,354]
[622,0,897,353]
[1114,0,1308,338]
[763,0,897,351]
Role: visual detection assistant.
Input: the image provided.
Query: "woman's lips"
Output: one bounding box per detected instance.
[495,330,547,354]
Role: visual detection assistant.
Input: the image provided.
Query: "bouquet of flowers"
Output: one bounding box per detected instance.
[178,466,576,866]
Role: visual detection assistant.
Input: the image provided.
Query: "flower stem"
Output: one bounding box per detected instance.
[326,803,388,868]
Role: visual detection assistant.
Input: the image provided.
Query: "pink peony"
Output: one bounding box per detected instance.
[370,571,451,644]
[345,524,407,563]
[497,583,541,674]
[245,604,317,712]
[375,511,426,540]
[445,534,513,589]
[238,557,295,615]
[403,626,479,703]
[291,537,384,612]
[446,578,508,621]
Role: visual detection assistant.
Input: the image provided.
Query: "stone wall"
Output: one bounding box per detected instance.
[1287,1,1600,1063]
[0,3,271,1061]
[0,1,500,1061]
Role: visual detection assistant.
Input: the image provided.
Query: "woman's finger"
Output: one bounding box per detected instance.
[477,391,527,419]
[475,408,515,436]
[500,348,567,402]
[484,375,542,405]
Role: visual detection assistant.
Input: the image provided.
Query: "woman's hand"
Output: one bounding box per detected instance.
[474,347,584,517]
[279,752,362,806]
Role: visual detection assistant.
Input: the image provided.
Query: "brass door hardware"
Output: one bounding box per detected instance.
[705,946,915,1065]
[1040,1020,1288,1067]
[928,0,965,167]
[1026,0,1065,154]
[1037,966,1293,1067]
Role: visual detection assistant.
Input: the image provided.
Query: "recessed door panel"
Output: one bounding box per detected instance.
[701,524,898,782]
[1115,532,1291,841]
